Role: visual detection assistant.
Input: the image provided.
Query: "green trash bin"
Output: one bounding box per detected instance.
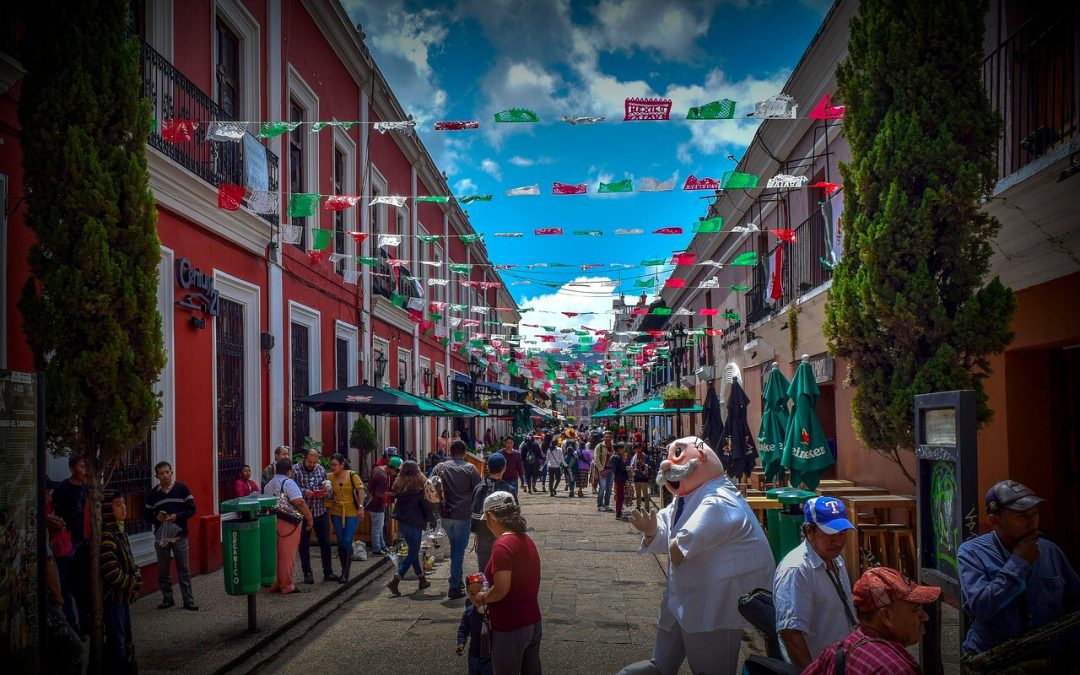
[765,488,817,563]
[221,496,277,596]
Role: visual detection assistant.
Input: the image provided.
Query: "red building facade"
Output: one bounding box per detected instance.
[0,0,518,588]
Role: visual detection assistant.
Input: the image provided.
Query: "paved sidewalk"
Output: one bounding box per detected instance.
[133,546,388,674]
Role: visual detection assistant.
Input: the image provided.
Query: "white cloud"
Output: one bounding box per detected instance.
[454,177,478,194]
[590,0,718,63]
[480,159,502,181]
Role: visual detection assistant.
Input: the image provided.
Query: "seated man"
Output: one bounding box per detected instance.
[773,497,858,668]
[803,567,940,675]
[958,480,1080,664]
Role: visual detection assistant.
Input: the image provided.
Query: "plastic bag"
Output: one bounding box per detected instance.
[156,521,182,547]
[351,540,368,562]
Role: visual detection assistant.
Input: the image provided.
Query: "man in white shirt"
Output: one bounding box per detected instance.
[773,496,858,668]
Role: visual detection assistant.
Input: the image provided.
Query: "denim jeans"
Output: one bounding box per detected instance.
[331,515,359,556]
[299,512,333,577]
[155,535,194,605]
[469,655,493,675]
[104,600,133,673]
[397,523,424,579]
[563,468,576,494]
[599,469,614,507]
[547,468,561,494]
[442,518,472,590]
[368,510,385,552]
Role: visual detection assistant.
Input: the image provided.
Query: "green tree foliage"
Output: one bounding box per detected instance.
[825,0,1016,480]
[351,416,378,458]
[17,0,164,667]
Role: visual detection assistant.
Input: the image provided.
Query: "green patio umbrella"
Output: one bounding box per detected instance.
[780,356,834,490]
[757,364,790,483]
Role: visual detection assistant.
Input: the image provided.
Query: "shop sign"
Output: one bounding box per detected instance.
[809,353,834,384]
[175,258,219,329]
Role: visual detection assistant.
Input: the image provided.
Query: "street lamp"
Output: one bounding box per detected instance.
[374,350,388,385]
[667,322,690,439]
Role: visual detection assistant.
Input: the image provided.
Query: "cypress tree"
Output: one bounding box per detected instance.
[17,0,164,667]
[824,0,1016,481]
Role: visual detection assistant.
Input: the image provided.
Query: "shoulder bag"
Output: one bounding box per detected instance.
[272,478,304,525]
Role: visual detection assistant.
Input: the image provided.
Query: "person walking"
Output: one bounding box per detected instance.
[499,436,525,499]
[262,445,292,487]
[630,444,652,511]
[100,491,142,674]
[538,434,552,493]
[473,491,542,675]
[262,459,313,594]
[326,454,364,583]
[433,440,482,600]
[561,432,578,498]
[520,434,541,494]
[575,443,591,499]
[293,449,337,584]
[471,453,517,572]
[386,461,436,595]
[593,430,615,511]
[144,461,198,611]
[544,438,563,497]
[233,465,260,498]
[610,444,630,521]
[366,458,396,555]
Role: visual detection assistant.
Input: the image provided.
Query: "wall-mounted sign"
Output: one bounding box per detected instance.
[808,353,834,384]
[175,258,220,324]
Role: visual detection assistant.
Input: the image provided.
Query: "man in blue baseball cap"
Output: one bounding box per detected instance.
[772,496,859,668]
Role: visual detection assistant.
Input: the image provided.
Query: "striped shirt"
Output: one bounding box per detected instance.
[803,626,921,675]
[101,525,142,604]
[144,481,196,537]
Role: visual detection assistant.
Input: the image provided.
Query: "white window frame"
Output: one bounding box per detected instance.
[289,301,321,447]
[213,0,261,121]
[287,65,320,241]
[370,166,387,244]
[397,347,412,392]
[372,335,391,449]
[334,320,359,467]
[212,271,262,512]
[332,127,357,273]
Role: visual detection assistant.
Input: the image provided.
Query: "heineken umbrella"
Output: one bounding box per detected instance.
[758,365,791,483]
[617,398,703,416]
[718,380,757,480]
[700,382,725,453]
[296,384,423,415]
[781,356,834,490]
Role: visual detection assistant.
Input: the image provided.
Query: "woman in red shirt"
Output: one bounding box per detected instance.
[233,464,260,498]
[473,491,542,675]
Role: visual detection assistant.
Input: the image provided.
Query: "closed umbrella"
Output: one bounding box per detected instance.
[701,382,725,452]
[757,365,790,483]
[781,356,834,490]
[718,380,757,480]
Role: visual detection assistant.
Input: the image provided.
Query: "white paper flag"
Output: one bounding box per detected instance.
[280,224,303,245]
[407,298,425,311]
[427,278,449,286]
[526,263,548,269]
[505,184,541,196]
[370,195,407,207]
[206,121,248,142]
[511,280,532,286]
[638,177,675,192]
[450,317,462,327]
[731,222,761,233]
[373,120,416,134]
[247,190,279,215]
[419,260,442,268]
[613,228,644,235]
[675,308,694,315]
[562,115,606,125]
[494,232,523,238]
[377,234,401,248]
[343,270,360,284]
[766,174,809,188]
[328,253,348,263]
[698,278,720,288]
[472,306,490,314]
[748,93,798,119]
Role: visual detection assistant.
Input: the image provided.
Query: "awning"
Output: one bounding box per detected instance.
[617,398,703,416]
[486,397,528,410]
[385,389,462,417]
[296,384,424,415]
[591,407,620,418]
[452,373,527,394]
[435,399,489,418]
[529,406,556,419]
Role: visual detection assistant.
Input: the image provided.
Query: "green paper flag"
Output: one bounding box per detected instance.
[257,121,301,138]
[311,229,333,250]
[549,263,571,268]
[730,285,750,291]
[391,293,407,308]
[723,312,741,321]
[357,256,378,267]
[429,313,443,321]
[453,330,464,342]
[470,339,484,348]
[721,171,759,189]
[494,108,539,123]
[450,264,472,275]
[416,195,450,203]
[311,121,356,132]
[417,234,441,244]
[541,282,561,288]
[598,179,633,193]
[732,252,758,266]
[652,308,672,315]
[440,337,451,347]
[634,278,656,288]
[686,99,736,120]
[574,230,603,236]
[694,217,723,233]
[450,304,467,312]
[641,258,667,266]
[542,326,557,331]
[288,193,320,218]
[460,234,483,244]
[459,195,493,204]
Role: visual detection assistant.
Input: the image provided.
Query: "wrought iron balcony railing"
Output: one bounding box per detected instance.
[982,6,1078,178]
[745,205,834,324]
[371,249,424,304]
[139,39,279,225]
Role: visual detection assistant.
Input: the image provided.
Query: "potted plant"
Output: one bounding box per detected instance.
[660,385,696,409]
[350,417,378,470]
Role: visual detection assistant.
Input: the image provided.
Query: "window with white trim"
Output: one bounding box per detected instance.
[289,303,321,452]
[286,66,319,251]
[213,0,260,121]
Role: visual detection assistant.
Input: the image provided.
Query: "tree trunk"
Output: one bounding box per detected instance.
[86,453,105,674]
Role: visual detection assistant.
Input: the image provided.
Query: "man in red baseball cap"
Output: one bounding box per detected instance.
[803,567,940,674]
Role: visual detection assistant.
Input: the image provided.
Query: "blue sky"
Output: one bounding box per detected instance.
[344,0,832,336]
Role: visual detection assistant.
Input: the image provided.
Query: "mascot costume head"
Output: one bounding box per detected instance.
[655,436,724,496]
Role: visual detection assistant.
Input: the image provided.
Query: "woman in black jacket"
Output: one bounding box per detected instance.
[386,461,435,596]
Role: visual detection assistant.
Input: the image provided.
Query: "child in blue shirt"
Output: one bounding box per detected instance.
[456,573,492,675]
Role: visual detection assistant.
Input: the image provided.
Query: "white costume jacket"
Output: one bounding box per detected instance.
[639,475,775,632]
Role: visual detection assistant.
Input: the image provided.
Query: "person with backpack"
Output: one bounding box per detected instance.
[544,437,562,497]
[326,453,365,583]
[432,440,481,600]
[561,432,578,498]
[520,434,542,494]
[470,453,517,572]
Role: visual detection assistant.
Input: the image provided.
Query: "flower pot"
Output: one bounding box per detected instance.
[663,399,694,409]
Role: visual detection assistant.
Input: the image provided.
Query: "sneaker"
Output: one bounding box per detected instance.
[303,573,315,585]
[157,599,175,610]
[183,603,199,611]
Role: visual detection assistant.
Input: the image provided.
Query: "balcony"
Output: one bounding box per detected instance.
[746,206,833,325]
[139,39,278,226]
[982,6,1078,179]
[371,249,424,303]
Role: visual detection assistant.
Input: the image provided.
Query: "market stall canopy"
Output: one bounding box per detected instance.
[591,407,620,419]
[780,356,834,490]
[617,398,703,416]
[529,405,555,419]
[486,397,528,409]
[296,384,423,415]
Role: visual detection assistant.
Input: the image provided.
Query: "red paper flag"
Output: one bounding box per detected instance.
[774,229,796,244]
[534,228,563,235]
[809,94,845,120]
[540,335,556,343]
[811,182,842,195]
[217,184,244,211]
[562,312,579,318]
[664,277,686,288]
[682,175,722,191]
[552,182,587,195]
[699,308,719,316]
[671,252,696,266]
[653,227,683,235]
[434,120,479,130]
[308,250,327,265]
[324,195,361,211]
[769,244,784,301]
[408,309,424,323]
[705,328,722,336]
[161,119,198,143]
[631,308,648,316]
[348,232,369,246]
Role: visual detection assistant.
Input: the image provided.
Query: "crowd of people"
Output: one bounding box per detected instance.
[40,424,1079,675]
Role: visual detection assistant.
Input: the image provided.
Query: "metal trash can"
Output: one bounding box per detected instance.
[221,496,277,595]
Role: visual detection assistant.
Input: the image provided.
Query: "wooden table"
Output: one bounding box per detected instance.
[816,486,888,497]
[745,496,781,529]
[838,495,917,583]
[817,479,855,488]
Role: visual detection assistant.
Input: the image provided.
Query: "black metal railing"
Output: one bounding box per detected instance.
[139,39,279,225]
[746,207,834,323]
[371,249,424,304]
[982,6,1078,178]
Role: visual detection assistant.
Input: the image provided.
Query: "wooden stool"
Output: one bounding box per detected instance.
[855,512,879,525]
[890,528,917,577]
[858,526,892,569]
